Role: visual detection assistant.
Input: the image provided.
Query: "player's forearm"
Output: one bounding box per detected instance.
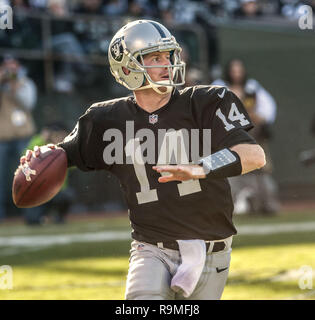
[230,143,266,174]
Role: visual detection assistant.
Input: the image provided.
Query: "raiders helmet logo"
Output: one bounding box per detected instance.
[21,163,37,182]
[110,37,123,62]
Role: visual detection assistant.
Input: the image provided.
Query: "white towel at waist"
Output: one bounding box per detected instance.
[170,239,206,298]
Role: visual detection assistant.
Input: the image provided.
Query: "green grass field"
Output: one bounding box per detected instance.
[0,210,314,300]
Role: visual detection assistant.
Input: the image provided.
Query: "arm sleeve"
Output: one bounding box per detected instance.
[210,89,254,152]
[217,128,257,150]
[57,109,110,172]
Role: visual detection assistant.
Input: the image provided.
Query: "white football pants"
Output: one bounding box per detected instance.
[125,238,232,300]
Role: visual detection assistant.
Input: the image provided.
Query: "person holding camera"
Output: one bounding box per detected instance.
[0,55,37,222]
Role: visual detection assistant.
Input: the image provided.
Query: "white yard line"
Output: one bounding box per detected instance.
[237,221,315,235]
[0,231,130,247]
[0,221,315,250]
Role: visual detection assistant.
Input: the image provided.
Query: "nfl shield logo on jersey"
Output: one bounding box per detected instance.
[149,114,158,124]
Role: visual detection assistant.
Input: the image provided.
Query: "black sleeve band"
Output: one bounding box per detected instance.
[217,128,257,150]
[198,148,242,179]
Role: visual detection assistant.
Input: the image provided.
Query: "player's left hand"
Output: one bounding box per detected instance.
[152,164,206,183]
[20,144,56,165]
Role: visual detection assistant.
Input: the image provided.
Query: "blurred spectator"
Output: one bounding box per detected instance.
[73,0,110,56]
[28,0,49,11]
[47,0,91,92]
[158,0,176,25]
[0,1,42,49]
[24,122,75,225]
[205,0,224,17]
[103,0,128,16]
[126,0,157,18]
[234,0,263,18]
[0,55,37,222]
[159,0,219,83]
[74,0,104,14]
[220,0,241,17]
[194,11,220,82]
[279,0,315,19]
[212,59,280,215]
[10,0,31,10]
[171,0,197,23]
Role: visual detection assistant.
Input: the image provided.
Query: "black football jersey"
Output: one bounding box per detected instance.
[59,85,255,242]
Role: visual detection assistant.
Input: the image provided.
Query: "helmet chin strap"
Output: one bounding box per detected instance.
[135,80,173,95]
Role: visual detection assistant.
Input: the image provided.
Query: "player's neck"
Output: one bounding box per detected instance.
[133,89,172,113]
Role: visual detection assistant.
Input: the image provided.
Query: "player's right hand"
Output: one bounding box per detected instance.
[20,144,56,165]
[153,164,206,182]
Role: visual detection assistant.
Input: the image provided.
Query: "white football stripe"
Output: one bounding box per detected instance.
[0,221,315,249]
[0,231,130,247]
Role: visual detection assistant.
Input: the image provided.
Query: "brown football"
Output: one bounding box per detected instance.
[12,146,67,208]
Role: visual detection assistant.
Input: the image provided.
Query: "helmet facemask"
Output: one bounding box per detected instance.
[129,45,186,95]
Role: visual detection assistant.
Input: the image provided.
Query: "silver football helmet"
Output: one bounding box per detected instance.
[108,20,186,94]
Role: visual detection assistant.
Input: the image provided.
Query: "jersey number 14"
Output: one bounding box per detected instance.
[125,130,202,204]
[216,103,249,131]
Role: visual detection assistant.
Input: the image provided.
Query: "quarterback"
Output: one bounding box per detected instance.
[21,20,265,300]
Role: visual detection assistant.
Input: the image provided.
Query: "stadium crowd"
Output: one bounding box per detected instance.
[5,0,315,19]
[1,0,313,89]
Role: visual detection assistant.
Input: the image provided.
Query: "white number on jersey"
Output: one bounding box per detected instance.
[216,102,249,132]
[228,103,250,126]
[125,138,158,204]
[125,130,202,204]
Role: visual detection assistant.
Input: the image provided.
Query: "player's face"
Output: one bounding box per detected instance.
[142,51,172,83]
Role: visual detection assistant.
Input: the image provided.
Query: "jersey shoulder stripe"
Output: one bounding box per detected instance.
[90,96,131,109]
[179,85,227,97]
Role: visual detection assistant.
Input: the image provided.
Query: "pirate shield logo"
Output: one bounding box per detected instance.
[110,37,124,62]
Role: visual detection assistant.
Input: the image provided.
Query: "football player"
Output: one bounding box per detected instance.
[21,20,265,300]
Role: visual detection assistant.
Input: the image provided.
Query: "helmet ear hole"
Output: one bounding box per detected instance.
[170,50,175,64]
[122,67,130,75]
